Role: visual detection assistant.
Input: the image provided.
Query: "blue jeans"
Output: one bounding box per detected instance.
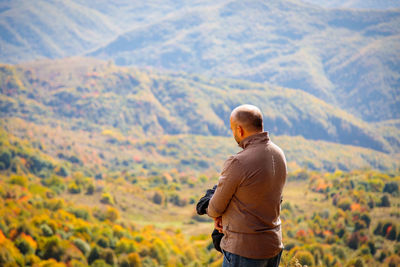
[222,250,282,267]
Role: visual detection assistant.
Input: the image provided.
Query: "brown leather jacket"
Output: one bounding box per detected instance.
[207,132,287,259]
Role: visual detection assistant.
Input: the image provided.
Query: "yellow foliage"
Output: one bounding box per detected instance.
[33,258,67,267]
[101,129,125,142]
[105,206,119,222]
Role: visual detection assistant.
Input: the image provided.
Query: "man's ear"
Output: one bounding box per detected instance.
[238,125,244,137]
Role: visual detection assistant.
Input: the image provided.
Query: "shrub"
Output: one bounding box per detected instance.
[105,207,119,222]
[116,238,137,254]
[97,236,110,248]
[88,246,101,265]
[68,182,81,194]
[282,202,293,212]
[295,250,315,266]
[38,236,66,261]
[100,192,114,205]
[68,207,90,220]
[347,258,364,267]
[9,175,28,187]
[56,166,68,177]
[149,239,168,265]
[100,248,117,266]
[119,252,142,267]
[380,195,390,207]
[387,225,397,240]
[337,198,352,211]
[0,149,11,170]
[73,238,91,256]
[374,221,383,235]
[152,191,164,205]
[86,183,95,195]
[367,241,376,255]
[15,234,36,255]
[382,221,393,237]
[347,232,360,249]
[40,224,54,237]
[43,198,64,211]
[383,182,399,195]
[91,259,112,267]
[360,213,371,228]
[168,193,187,207]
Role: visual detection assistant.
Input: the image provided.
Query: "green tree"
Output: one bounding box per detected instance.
[88,246,101,265]
[0,148,11,170]
[152,191,164,205]
[380,195,390,207]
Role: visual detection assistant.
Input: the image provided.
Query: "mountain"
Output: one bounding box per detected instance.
[89,0,400,123]
[1,57,399,173]
[1,57,397,152]
[0,0,399,124]
[0,0,187,63]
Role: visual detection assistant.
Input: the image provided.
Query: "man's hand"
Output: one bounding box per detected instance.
[214,216,223,233]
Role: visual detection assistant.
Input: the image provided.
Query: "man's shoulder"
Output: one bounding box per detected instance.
[222,154,244,174]
[223,154,240,167]
[268,141,286,156]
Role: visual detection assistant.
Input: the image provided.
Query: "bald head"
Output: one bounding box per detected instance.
[231,104,263,132]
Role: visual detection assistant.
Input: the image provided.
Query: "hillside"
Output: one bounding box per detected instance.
[0,124,399,266]
[0,0,399,123]
[0,57,399,173]
[3,116,399,176]
[1,57,399,156]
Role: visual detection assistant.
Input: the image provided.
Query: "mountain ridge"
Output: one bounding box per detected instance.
[1,57,399,156]
[88,1,400,122]
[0,1,399,124]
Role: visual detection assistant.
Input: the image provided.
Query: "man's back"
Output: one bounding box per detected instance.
[208,132,287,259]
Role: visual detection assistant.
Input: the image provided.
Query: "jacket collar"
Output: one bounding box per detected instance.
[239,132,270,149]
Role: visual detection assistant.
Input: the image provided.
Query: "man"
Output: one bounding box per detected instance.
[207,104,287,267]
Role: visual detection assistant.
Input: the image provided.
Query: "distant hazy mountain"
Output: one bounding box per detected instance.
[0,0,187,62]
[301,0,400,9]
[1,57,398,154]
[89,1,400,123]
[1,0,399,124]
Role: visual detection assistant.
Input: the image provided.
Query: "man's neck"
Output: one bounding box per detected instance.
[242,131,262,141]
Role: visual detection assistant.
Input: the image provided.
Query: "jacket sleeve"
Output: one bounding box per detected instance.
[207,156,244,218]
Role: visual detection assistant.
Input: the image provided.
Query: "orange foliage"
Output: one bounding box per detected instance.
[8,228,18,240]
[350,203,361,212]
[323,230,332,237]
[296,229,307,238]
[0,229,6,243]
[18,195,30,203]
[20,157,27,166]
[20,233,37,250]
[386,226,392,236]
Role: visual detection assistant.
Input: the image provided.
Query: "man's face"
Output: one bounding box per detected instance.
[230,116,241,144]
